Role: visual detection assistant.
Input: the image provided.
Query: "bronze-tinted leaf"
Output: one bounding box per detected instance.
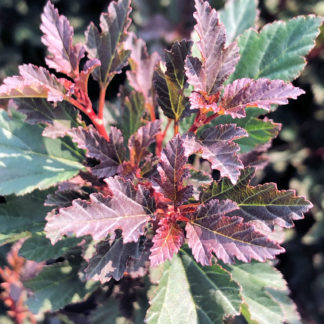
[186,199,284,265]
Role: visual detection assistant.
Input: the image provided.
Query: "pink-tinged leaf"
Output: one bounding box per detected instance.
[85,0,131,84]
[183,124,248,183]
[150,218,185,267]
[85,236,139,282]
[45,177,155,244]
[125,32,160,104]
[186,199,284,266]
[40,1,85,76]
[128,120,161,165]
[200,168,313,229]
[0,64,70,102]
[220,78,305,115]
[157,135,193,205]
[69,126,125,178]
[185,0,240,95]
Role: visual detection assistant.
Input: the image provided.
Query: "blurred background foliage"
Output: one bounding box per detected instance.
[0,0,323,323]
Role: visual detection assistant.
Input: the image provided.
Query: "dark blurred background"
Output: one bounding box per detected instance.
[0,0,323,322]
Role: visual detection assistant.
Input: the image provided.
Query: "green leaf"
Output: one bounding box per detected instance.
[117,90,145,142]
[154,40,191,121]
[0,110,84,195]
[24,255,96,314]
[229,16,323,82]
[146,249,241,324]
[0,189,53,236]
[201,168,313,229]
[213,107,281,153]
[219,0,258,44]
[223,261,301,324]
[19,232,82,262]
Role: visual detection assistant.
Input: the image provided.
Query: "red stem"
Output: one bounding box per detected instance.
[174,120,179,136]
[98,83,108,120]
[67,97,110,141]
[146,102,156,121]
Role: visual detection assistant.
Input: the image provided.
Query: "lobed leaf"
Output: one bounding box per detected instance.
[229,15,323,82]
[128,120,161,165]
[201,168,313,229]
[0,64,70,102]
[154,40,191,121]
[85,0,131,84]
[213,107,281,153]
[219,0,259,44]
[125,32,160,104]
[183,124,247,183]
[0,110,84,195]
[220,78,305,117]
[157,135,193,205]
[223,261,301,324]
[150,219,185,267]
[185,0,240,95]
[13,98,81,138]
[69,126,125,178]
[45,177,155,244]
[146,250,241,324]
[85,236,139,282]
[40,1,85,76]
[186,199,284,266]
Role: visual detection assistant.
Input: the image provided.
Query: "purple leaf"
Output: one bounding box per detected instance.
[40,1,85,76]
[186,199,284,265]
[85,236,139,282]
[128,120,161,165]
[45,177,155,244]
[85,0,131,84]
[125,32,160,104]
[150,218,185,267]
[154,40,192,120]
[13,98,82,138]
[200,168,313,229]
[75,59,101,94]
[69,126,125,178]
[185,0,239,95]
[220,78,305,116]
[157,135,193,205]
[183,124,248,183]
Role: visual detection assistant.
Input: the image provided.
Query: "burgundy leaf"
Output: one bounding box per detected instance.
[40,1,85,76]
[45,177,155,244]
[128,120,161,165]
[157,135,193,205]
[150,218,185,267]
[0,64,70,102]
[13,98,81,138]
[200,168,313,229]
[183,124,248,184]
[125,32,160,104]
[45,187,89,208]
[85,0,131,84]
[220,78,305,115]
[185,0,239,95]
[85,236,139,282]
[154,40,192,120]
[186,199,284,265]
[69,126,125,178]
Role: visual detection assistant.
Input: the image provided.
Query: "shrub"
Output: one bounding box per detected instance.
[0,0,322,322]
